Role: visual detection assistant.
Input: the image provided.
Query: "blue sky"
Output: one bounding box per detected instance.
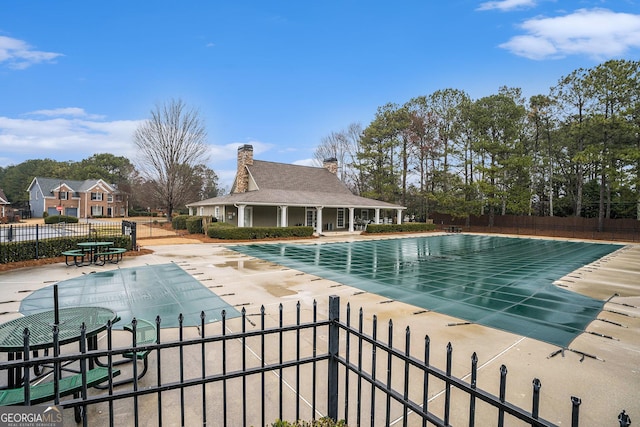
[1,0,639,191]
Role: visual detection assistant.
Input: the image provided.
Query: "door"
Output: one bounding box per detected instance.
[305,208,316,228]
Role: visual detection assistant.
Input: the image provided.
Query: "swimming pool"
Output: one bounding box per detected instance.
[20,263,242,328]
[229,235,622,347]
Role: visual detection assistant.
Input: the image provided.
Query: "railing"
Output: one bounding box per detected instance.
[0,221,135,262]
[0,297,630,426]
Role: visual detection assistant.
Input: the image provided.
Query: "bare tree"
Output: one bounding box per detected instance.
[134,99,209,218]
[314,122,363,193]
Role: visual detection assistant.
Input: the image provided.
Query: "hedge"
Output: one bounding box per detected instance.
[172,215,190,230]
[44,215,79,224]
[207,224,314,240]
[0,235,132,264]
[365,222,437,234]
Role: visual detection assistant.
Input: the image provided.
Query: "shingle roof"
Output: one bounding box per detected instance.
[30,177,116,194]
[248,161,353,194]
[188,160,404,210]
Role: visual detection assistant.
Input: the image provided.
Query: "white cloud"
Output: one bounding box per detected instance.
[0,114,141,166]
[293,158,315,167]
[27,107,105,120]
[500,8,640,60]
[0,36,63,69]
[207,140,276,190]
[477,0,537,12]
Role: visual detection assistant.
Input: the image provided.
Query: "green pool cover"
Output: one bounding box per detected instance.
[229,235,621,347]
[20,263,241,329]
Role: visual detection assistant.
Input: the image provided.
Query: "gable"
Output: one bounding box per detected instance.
[0,188,9,205]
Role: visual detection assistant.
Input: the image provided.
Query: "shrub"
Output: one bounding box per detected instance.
[207,225,314,240]
[44,215,79,224]
[0,235,132,264]
[172,215,190,230]
[43,212,49,218]
[365,222,436,234]
[186,216,208,234]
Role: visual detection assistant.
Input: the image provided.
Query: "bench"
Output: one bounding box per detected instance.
[94,318,156,388]
[122,318,156,382]
[61,249,88,266]
[443,226,462,233]
[94,248,127,265]
[0,367,121,406]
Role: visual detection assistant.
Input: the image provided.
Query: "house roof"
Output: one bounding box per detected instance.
[28,177,117,194]
[188,160,404,210]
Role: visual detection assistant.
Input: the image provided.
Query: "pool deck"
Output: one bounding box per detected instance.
[0,232,638,426]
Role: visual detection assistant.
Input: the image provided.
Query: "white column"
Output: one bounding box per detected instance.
[348,208,355,232]
[280,206,288,227]
[237,205,245,228]
[375,209,381,224]
[316,207,323,235]
[396,209,403,224]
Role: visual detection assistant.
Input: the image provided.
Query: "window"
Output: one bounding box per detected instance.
[91,206,103,216]
[214,206,220,220]
[59,191,68,200]
[337,208,345,228]
[115,195,123,202]
[107,194,113,202]
[360,210,369,221]
[91,192,103,201]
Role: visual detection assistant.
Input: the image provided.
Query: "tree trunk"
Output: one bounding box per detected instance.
[598,170,605,232]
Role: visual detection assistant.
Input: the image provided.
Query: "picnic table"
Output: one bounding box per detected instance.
[62,242,126,266]
[0,307,119,387]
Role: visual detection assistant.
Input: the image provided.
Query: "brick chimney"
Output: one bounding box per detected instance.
[323,157,338,175]
[235,144,254,193]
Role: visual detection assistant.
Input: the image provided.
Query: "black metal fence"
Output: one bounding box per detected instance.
[0,297,630,426]
[0,221,136,262]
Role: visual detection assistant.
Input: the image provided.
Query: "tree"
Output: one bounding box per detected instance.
[469,89,528,225]
[191,164,222,200]
[133,99,210,218]
[358,103,408,203]
[314,123,363,194]
[584,59,639,230]
[527,94,557,216]
[76,153,135,184]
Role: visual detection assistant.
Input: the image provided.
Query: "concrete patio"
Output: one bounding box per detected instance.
[0,232,638,426]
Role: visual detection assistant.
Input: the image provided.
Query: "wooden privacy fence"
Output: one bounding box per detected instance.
[431,214,640,242]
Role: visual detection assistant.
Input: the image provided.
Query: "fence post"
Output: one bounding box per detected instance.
[571,396,581,427]
[618,410,631,427]
[327,295,340,421]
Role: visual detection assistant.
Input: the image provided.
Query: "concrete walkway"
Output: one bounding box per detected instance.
[0,232,638,426]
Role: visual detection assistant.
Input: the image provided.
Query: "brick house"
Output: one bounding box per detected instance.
[27,177,128,219]
[186,144,406,234]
